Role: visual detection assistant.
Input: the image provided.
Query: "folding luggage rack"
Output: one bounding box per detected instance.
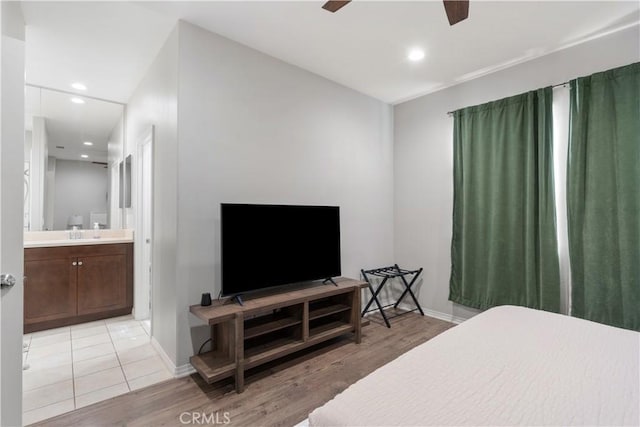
[360,264,424,328]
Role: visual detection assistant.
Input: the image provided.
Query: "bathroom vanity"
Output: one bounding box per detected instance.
[23,230,134,333]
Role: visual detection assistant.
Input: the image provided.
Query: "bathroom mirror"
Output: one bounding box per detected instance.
[24,86,126,231]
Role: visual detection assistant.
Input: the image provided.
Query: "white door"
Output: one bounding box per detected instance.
[142,135,153,318]
[1,4,25,425]
[134,127,154,322]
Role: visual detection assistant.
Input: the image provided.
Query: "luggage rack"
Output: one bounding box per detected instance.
[361,264,424,328]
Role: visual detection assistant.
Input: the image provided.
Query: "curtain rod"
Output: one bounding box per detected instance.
[446,80,570,116]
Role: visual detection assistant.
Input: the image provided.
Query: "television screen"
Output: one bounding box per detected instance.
[221,203,341,296]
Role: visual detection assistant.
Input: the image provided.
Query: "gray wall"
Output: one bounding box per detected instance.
[126,26,179,363]
[175,22,394,367]
[52,159,108,230]
[393,26,640,323]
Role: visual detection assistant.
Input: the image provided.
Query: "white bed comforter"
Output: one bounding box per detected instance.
[309,306,640,426]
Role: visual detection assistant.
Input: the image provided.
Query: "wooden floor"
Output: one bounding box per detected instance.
[34,311,454,427]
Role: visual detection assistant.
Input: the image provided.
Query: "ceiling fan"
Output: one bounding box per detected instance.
[322,0,470,26]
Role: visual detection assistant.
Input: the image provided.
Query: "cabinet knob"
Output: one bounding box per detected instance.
[78,261,83,266]
[72,262,77,266]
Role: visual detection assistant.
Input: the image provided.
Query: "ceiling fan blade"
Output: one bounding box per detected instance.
[322,1,351,13]
[443,0,469,25]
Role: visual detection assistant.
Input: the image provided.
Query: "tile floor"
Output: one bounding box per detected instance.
[22,315,172,425]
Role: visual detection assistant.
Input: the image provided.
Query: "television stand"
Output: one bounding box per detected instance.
[232,294,244,306]
[323,277,338,286]
[189,277,367,393]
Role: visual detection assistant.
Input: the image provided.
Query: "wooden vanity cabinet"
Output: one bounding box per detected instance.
[24,243,133,333]
[24,255,77,325]
[77,251,129,316]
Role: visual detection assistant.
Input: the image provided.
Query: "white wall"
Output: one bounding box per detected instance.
[52,159,108,230]
[107,115,124,229]
[44,156,55,230]
[126,26,179,363]
[393,26,640,323]
[121,114,135,230]
[29,116,47,231]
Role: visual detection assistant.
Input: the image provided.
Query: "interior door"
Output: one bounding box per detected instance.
[0,4,25,425]
[142,134,153,315]
[134,127,154,321]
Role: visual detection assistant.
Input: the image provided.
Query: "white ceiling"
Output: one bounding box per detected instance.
[145,1,639,103]
[22,1,639,105]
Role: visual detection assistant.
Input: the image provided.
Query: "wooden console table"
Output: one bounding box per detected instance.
[189,277,367,393]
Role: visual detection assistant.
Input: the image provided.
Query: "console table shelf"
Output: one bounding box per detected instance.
[244,338,302,369]
[189,351,235,384]
[189,278,366,392]
[244,315,301,340]
[309,321,353,339]
[309,303,351,320]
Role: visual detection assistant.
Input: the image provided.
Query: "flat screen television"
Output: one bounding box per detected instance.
[221,203,341,296]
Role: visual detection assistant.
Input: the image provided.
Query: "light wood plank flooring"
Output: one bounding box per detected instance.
[32,312,455,427]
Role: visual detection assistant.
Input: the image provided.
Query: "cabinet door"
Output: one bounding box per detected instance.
[77,254,128,315]
[24,257,77,324]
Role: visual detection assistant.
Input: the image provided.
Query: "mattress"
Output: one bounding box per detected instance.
[309,306,640,426]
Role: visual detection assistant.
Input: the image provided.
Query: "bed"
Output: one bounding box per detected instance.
[309,305,640,426]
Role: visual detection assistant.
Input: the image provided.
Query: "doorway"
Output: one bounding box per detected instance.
[20,123,168,425]
[134,127,154,327]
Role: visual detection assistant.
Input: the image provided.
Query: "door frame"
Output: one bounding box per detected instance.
[133,126,154,324]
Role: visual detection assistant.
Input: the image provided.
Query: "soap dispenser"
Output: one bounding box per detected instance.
[93,222,101,239]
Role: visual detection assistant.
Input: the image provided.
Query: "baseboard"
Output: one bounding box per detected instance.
[364,302,469,325]
[392,302,469,325]
[175,363,197,378]
[421,308,468,325]
[151,336,175,375]
[151,336,197,378]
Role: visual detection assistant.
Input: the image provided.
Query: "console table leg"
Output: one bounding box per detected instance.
[354,286,362,344]
[234,313,245,393]
[235,366,244,393]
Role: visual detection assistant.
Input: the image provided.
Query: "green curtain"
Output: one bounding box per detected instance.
[450,88,560,312]
[568,62,640,331]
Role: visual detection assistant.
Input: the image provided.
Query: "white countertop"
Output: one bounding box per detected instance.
[24,237,134,248]
[24,229,134,248]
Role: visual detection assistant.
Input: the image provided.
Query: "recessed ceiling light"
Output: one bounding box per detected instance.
[80,154,89,159]
[71,97,85,104]
[408,48,426,62]
[83,141,93,146]
[71,82,87,91]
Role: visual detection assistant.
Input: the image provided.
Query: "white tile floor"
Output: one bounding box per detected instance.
[22,316,171,426]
